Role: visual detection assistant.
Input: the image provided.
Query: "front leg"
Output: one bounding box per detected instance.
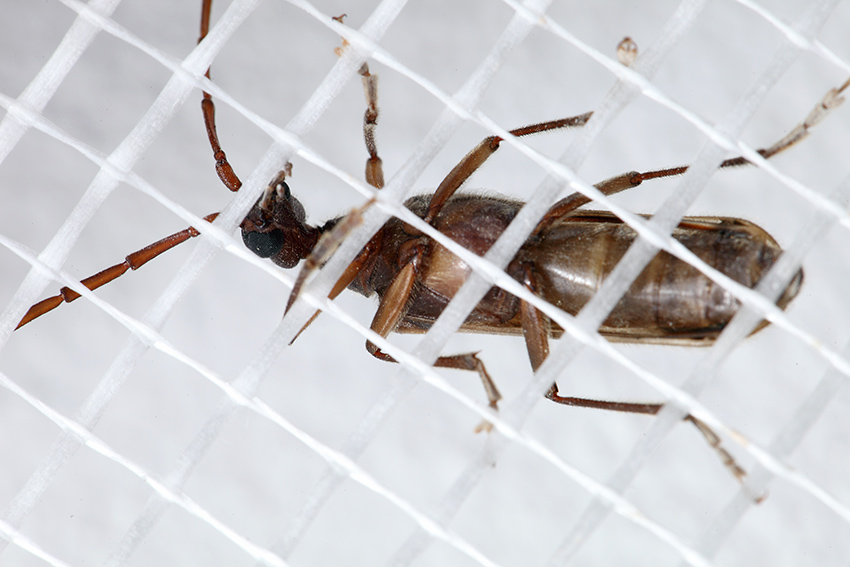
[365,257,503,418]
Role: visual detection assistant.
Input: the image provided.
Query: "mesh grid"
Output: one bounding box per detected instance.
[1,0,849,565]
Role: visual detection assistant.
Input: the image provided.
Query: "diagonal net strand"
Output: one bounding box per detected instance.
[269,0,556,557]
[0,240,515,567]
[0,0,258,554]
[676,171,850,566]
[0,0,848,565]
[388,0,714,563]
[1,3,507,564]
[544,1,849,562]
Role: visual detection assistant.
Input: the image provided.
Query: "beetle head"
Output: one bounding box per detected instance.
[240,176,319,269]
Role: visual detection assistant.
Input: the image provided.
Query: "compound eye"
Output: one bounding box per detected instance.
[242,228,285,258]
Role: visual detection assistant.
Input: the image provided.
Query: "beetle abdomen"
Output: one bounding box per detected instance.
[525,212,802,343]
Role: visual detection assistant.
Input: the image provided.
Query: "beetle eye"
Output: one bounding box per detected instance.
[242,229,285,258]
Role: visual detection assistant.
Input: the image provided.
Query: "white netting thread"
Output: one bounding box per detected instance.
[0,0,848,565]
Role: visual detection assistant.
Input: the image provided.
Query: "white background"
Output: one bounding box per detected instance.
[1,0,849,565]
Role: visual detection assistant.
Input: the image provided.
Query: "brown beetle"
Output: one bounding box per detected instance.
[16,0,848,481]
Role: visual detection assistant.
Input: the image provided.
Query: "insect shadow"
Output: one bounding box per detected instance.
[17,0,850,486]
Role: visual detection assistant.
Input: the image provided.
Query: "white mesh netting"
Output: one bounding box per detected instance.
[1,0,849,565]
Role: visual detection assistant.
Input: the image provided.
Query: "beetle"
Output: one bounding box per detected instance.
[226,61,844,426]
[16,0,848,481]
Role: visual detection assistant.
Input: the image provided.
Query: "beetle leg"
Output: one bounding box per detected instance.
[284,63,385,323]
[538,77,850,233]
[535,171,643,234]
[287,235,378,344]
[365,260,416,357]
[364,259,503,422]
[519,256,754,486]
[285,198,376,315]
[359,63,384,189]
[423,114,593,224]
[545,384,754,487]
[517,265,670,413]
[433,355,501,412]
[685,415,750,488]
[545,384,663,415]
[517,264,669,413]
[518,263,551,373]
